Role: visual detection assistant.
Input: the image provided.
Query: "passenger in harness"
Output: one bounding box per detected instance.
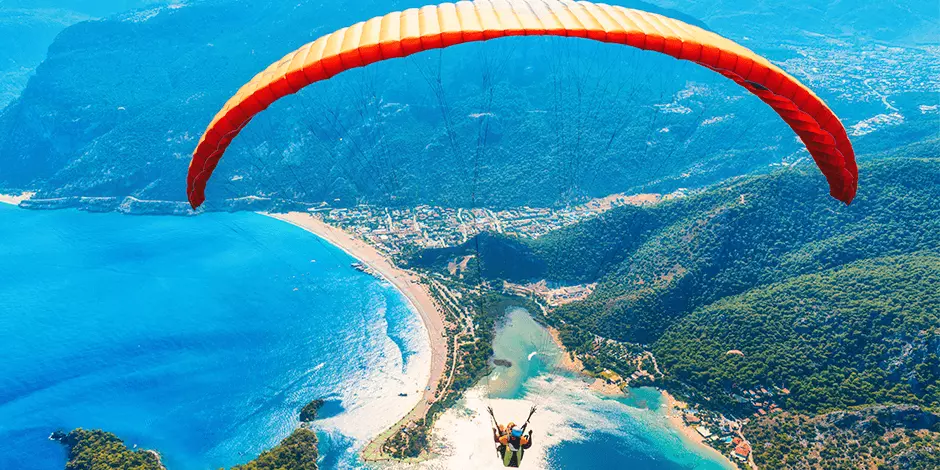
[489,406,535,467]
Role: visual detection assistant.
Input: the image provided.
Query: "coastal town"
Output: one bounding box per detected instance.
[675,384,790,467]
[308,191,673,257]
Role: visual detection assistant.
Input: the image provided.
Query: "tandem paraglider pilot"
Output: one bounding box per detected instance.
[489,405,536,467]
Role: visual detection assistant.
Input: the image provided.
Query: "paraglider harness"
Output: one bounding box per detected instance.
[489,406,536,467]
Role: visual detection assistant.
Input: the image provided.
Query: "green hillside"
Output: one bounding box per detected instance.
[744,406,940,469]
[412,158,940,345]
[406,156,940,469]
[554,158,940,343]
[654,253,940,414]
[412,157,940,468]
[406,204,665,284]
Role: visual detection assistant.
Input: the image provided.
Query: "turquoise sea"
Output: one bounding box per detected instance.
[0,205,426,470]
[1,205,732,469]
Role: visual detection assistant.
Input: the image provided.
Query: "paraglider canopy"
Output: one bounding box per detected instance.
[186,0,857,208]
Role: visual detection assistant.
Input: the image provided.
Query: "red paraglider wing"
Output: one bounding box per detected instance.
[187,0,857,208]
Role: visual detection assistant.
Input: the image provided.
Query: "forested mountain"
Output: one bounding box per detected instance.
[413,156,940,467]
[653,0,939,44]
[745,406,940,469]
[654,254,939,414]
[0,1,165,109]
[412,157,940,342]
[1,0,936,208]
[559,158,940,343]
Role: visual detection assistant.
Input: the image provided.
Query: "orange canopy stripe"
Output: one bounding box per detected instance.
[187,0,857,209]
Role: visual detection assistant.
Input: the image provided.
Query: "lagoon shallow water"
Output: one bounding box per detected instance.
[0,206,427,470]
[429,308,735,469]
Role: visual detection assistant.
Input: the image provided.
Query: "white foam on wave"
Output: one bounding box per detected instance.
[527,351,538,361]
[313,284,432,446]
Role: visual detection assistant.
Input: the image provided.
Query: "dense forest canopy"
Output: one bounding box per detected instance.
[654,253,940,414]
[52,429,164,470]
[744,406,940,469]
[562,158,940,343]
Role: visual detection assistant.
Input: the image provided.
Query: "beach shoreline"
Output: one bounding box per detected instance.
[661,390,736,465]
[546,326,735,466]
[0,192,34,206]
[546,327,585,374]
[263,211,448,459]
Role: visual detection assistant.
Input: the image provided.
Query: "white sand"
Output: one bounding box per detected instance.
[421,384,573,470]
[312,304,432,444]
[263,212,444,444]
[0,192,34,205]
[423,374,737,469]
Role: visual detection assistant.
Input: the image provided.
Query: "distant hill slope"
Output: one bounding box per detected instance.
[0,1,165,109]
[0,0,729,206]
[2,0,936,207]
[0,9,87,108]
[561,158,940,343]
[650,0,940,44]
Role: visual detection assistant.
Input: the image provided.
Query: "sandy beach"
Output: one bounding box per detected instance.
[264,212,448,453]
[588,378,625,396]
[424,384,570,469]
[546,327,585,374]
[661,391,733,464]
[547,325,733,466]
[0,192,33,205]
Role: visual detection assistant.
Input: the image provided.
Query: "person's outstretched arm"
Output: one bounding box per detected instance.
[523,431,533,449]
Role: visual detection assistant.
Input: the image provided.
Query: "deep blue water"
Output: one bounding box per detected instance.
[0,205,423,469]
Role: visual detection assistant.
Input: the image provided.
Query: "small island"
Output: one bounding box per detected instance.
[492,358,513,368]
[51,429,164,470]
[300,399,325,422]
[52,428,318,470]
